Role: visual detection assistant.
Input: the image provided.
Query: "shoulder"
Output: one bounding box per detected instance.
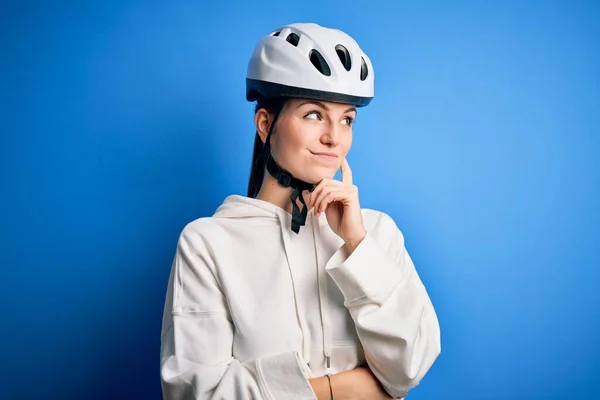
[171,216,238,279]
[175,216,228,254]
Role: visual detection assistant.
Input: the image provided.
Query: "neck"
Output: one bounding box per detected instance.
[256,172,313,215]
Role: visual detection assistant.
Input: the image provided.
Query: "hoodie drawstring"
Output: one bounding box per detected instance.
[276,209,333,373]
[277,212,312,363]
[312,213,333,373]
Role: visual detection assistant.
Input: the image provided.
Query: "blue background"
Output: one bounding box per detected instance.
[1,1,598,399]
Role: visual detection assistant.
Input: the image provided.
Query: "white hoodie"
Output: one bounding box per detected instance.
[160,195,441,399]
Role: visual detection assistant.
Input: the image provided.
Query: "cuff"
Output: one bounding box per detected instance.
[325,232,405,305]
[257,351,316,399]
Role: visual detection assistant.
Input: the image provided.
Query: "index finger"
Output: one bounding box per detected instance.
[341,157,353,186]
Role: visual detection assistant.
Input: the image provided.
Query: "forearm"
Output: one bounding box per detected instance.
[309,376,332,400]
[341,231,367,258]
[311,366,401,400]
[309,369,358,400]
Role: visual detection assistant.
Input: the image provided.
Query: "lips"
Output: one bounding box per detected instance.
[311,151,338,158]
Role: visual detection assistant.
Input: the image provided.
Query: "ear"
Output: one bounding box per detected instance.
[254,108,272,144]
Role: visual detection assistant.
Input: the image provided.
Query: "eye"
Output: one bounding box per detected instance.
[342,116,355,126]
[304,111,322,120]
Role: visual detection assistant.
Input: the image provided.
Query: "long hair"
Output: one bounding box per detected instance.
[247,96,288,198]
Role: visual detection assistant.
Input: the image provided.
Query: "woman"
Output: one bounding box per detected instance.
[160,23,441,399]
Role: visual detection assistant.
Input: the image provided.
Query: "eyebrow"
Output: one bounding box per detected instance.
[296,100,356,114]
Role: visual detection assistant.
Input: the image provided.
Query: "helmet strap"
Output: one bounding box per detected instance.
[262,108,315,233]
[265,154,314,233]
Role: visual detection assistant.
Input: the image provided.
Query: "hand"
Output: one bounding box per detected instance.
[308,158,367,249]
[331,366,406,400]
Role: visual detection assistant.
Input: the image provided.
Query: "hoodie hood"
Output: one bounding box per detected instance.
[213,195,290,220]
[214,195,316,234]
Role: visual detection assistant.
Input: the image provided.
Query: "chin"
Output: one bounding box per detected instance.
[300,166,337,185]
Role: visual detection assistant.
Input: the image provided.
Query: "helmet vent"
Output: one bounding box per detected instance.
[286,33,300,47]
[309,49,331,76]
[335,45,352,71]
[360,57,369,81]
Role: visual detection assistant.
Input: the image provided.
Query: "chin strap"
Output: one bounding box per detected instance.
[265,155,314,233]
[260,100,315,233]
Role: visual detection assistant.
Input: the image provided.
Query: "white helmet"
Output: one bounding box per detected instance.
[246,23,374,107]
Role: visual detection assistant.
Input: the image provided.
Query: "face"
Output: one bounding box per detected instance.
[257,98,357,184]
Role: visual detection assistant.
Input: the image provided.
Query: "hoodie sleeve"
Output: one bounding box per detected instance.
[324,212,441,398]
[160,223,317,400]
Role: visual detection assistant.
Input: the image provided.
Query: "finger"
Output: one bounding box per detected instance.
[341,157,353,186]
[315,191,342,216]
[314,186,341,214]
[308,180,328,209]
[315,189,353,216]
[310,179,348,211]
[310,179,343,209]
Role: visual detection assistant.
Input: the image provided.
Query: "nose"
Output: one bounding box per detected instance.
[320,122,342,147]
